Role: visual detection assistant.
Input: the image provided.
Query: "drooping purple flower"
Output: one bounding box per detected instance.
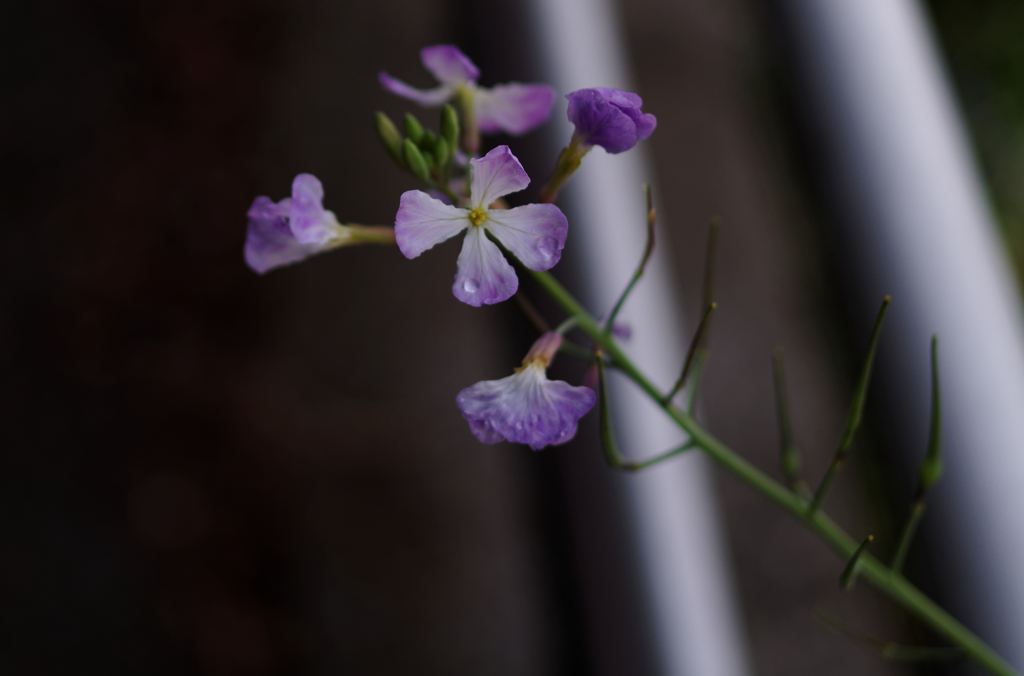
[394,145,567,306]
[245,174,389,274]
[565,87,657,154]
[379,45,556,136]
[457,332,596,450]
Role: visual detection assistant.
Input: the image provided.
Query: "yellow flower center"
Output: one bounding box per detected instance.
[468,206,487,227]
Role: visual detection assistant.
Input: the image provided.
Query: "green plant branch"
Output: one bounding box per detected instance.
[527,268,1018,676]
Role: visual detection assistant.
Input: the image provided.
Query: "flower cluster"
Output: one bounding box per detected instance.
[243,45,655,450]
[380,45,557,151]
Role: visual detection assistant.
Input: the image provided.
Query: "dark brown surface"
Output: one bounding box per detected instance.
[1,0,921,673]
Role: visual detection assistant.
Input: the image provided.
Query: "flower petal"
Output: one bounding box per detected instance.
[485,203,567,271]
[466,416,505,444]
[475,83,557,135]
[244,196,324,274]
[592,88,657,142]
[566,89,638,154]
[289,174,340,245]
[592,87,643,109]
[377,72,456,106]
[453,226,518,306]
[421,45,479,85]
[394,190,469,259]
[469,145,530,207]
[456,365,596,450]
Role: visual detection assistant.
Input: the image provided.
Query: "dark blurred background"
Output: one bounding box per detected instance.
[1,0,1019,674]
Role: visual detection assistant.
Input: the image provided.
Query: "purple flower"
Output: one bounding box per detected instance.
[245,174,380,274]
[394,145,567,306]
[457,332,596,450]
[379,45,556,136]
[565,87,657,154]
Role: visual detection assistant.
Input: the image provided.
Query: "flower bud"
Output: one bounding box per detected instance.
[404,113,424,145]
[374,112,406,169]
[441,104,459,151]
[420,129,438,152]
[403,139,431,182]
[432,137,450,167]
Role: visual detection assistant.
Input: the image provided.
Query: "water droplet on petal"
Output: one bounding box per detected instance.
[463,278,478,293]
[514,422,523,430]
[538,237,559,258]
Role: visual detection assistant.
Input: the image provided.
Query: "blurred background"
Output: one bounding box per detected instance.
[2,0,1022,674]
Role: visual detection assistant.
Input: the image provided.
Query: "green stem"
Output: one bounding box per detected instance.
[527,268,1017,676]
[346,225,397,245]
[892,500,925,574]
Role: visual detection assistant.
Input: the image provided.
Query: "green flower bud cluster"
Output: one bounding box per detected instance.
[374,105,460,187]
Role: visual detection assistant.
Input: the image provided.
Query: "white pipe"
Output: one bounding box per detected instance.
[522,0,752,673]
[776,0,1024,665]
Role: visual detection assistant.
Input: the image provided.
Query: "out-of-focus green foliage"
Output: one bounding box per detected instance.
[928,0,1024,290]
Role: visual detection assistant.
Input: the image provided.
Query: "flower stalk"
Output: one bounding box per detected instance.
[527,267,1018,676]
[809,296,891,514]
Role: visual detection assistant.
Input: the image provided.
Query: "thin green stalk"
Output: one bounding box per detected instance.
[892,335,943,573]
[773,349,808,495]
[606,185,657,329]
[816,610,963,662]
[527,268,1017,676]
[841,534,874,590]
[891,501,925,574]
[663,303,716,405]
[810,296,891,514]
[597,352,697,471]
[686,351,707,415]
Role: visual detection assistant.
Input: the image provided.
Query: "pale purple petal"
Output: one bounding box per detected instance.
[289,174,339,245]
[245,196,325,274]
[485,203,567,271]
[466,417,505,444]
[421,45,480,84]
[394,190,469,259]
[453,226,518,306]
[475,83,557,135]
[469,145,530,207]
[377,72,456,106]
[566,88,657,154]
[456,365,596,450]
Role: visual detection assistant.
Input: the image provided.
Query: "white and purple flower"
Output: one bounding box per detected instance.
[245,174,394,274]
[379,45,556,138]
[566,87,657,154]
[394,145,567,306]
[457,332,596,450]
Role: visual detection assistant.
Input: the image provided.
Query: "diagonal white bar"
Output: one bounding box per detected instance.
[522,0,752,674]
[776,0,1024,666]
